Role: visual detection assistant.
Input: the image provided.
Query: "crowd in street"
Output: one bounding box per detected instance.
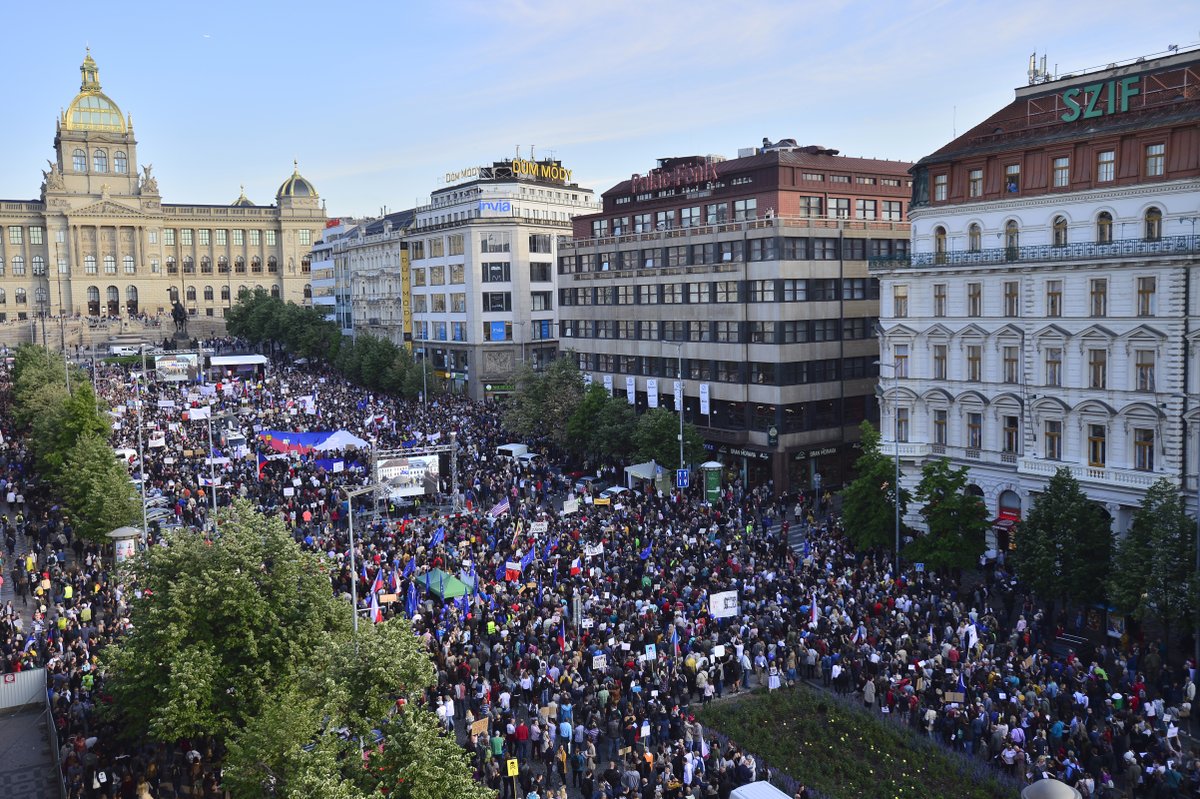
[0,343,1197,799]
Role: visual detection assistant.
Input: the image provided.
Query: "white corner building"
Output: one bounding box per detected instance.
[873,48,1200,538]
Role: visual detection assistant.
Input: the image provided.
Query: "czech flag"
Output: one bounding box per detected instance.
[557,619,567,653]
[569,557,582,576]
[370,590,382,624]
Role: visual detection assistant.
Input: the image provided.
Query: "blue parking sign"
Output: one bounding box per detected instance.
[676,469,689,488]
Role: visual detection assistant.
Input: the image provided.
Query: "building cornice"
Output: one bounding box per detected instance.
[910,177,1200,222]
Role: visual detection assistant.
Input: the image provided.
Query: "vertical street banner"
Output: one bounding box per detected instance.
[646,378,658,408]
[673,380,683,409]
[602,374,613,396]
[699,383,710,416]
[625,376,636,405]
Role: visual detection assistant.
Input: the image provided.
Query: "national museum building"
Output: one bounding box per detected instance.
[0,52,324,323]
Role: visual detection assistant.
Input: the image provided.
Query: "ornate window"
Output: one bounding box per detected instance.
[1097,212,1113,244]
[235,257,245,274]
[1052,216,1068,247]
[220,285,230,301]
[185,286,196,302]
[203,286,214,301]
[85,255,97,274]
[73,149,87,172]
[93,149,107,173]
[267,256,278,273]
[114,151,128,174]
[12,256,24,276]
[123,255,135,274]
[933,226,947,263]
[1144,207,1162,241]
[303,284,312,299]
[968,223,981,252]
[104,255,116,274]
[1004,220,1019,259]
[32,256,45,276]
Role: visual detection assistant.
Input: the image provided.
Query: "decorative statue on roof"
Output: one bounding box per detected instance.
[140,164,158,195]
[42,160,65,193]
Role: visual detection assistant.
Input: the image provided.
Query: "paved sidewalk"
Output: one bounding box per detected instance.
[0,706,60,799]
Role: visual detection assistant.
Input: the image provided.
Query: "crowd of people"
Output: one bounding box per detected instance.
[0,341,1197,799]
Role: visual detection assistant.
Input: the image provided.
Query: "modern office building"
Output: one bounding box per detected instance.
[561,140,912,491]
[873,48,1200,537]
[0,52,324,324]
[405,158,598,399]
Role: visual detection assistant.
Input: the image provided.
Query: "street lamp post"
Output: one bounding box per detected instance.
[341,484,376,635]
[875,360,902,576]
[136,345,148,541]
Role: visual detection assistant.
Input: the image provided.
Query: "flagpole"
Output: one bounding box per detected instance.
[206,408,218,533]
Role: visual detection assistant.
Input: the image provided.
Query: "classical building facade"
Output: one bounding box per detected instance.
[562,141,912,491]
[0,53,324,325]
[405,159,598,399]
[873,48,1200,537]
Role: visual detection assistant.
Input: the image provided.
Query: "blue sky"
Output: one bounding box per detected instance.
[1,1,1195,216]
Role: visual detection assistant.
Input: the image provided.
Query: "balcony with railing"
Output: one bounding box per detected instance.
[870,233,1199,271]
[1017,457,1173,490]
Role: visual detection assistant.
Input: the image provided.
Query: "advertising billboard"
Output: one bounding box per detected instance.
[376,454,440,498]
[154,354,200,383]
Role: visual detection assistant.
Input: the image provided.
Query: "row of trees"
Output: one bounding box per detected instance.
[225,288,440,400]
[842,421,1199,637]
[505,358,707,468]
[103,500,488,799]
[8,345,139,541]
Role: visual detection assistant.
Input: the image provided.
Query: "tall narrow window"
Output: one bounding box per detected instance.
[893,285,908,318]
[1090,279,1107,317]
[933,344,947,379]
[1097,212,1113,244]
[966,413,982,449]
[933,174,948,201]
[1088,424,1107,467]
[114,151,128,173]
[1052,157,1070,187]
[896,408,910,442]
[894,344,909,378]
[1004,281,1020,317]
[1045,420,1062,460]
[1137,276,1156,316]
[1088,348,1107,389]
[72,149,86,172]
[934,226,947,263]
[1097,150,1115,182]
[968,223,981,252]
[1144,207,1162,241]
[1003,416,1020,453]
[1145,143,1165,177]
[1052,215,1068,247]
[93,149,107,173]
[1003,346,1019,383]
[933,410,947,445]
[1135,349,1156,391]
[933,283,947,317]
[967,283,982,317]
[1134,428,1155,471]
[1046,280,1062,317]
[1004,220,1019,260]
[1045,347,1062,386]
[968,169,983,197]
[967,345,982,381]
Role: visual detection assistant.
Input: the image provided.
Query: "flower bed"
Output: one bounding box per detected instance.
[698,686,1015,799]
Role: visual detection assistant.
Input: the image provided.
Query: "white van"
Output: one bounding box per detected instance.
[496,443,529,460]
[730,782,791,799]
[108,345,139,357]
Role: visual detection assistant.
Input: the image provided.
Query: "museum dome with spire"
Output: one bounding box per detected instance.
[62,50,127,133]
[276,161,318,200]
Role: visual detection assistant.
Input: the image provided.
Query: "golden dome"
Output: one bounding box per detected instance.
[276,160,318,199]
[62,51,126,133]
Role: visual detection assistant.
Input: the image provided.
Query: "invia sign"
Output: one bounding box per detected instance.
[479,200,512,216]
[1060,77,1140,122]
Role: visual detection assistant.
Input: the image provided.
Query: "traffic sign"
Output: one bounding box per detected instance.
[676,469,689,488]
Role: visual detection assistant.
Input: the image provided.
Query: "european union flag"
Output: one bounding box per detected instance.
[520,548,535,571]
[639,543,652,561]
[430,526,445,548]
[403,557,416,578]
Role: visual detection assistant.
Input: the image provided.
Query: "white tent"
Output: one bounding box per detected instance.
[623,460,662,487]
[316,430,370,451]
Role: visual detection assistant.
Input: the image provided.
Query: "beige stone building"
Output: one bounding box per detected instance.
[0,52,324,327]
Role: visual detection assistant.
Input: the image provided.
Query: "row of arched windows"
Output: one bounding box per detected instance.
[71,148,128,174]
[165,285,288,303]
[0,287,47,304]
[934,207,1165,256]
[164,256,277,275]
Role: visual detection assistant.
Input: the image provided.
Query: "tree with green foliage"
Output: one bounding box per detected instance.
[590,395,637,463]
[841,422,910,553]
[909,458,988,571]
[56,432,140,542]
[633,407,705,468]
[1109,478,1199,641]
[505,356,584,448]
[565,384,611,458]
[104,500,478,799]
[1013,467,1112,608]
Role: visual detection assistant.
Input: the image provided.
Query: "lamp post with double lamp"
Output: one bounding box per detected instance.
[874,360,901,575]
